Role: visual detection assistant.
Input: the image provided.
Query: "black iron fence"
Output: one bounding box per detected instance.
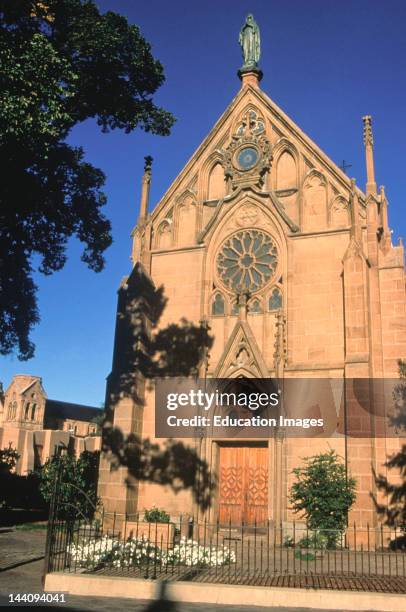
[44,509,406,589]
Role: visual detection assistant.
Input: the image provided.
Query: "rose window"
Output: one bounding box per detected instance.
[216,230,278,293]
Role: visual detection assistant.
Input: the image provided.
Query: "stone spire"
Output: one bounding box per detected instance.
[138,155,153,222]
[349,178,362,242]
[379,184,392,252]
[362,115,377,196]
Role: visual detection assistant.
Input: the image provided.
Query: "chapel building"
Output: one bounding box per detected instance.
[98,17,406,532]
[0,374,101,474]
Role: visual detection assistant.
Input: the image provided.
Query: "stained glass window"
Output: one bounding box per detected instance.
[249,299,262,313]
[217,230,278,293]
[212,293,225,316]
[231,301,239,315]
[268,288,282,311]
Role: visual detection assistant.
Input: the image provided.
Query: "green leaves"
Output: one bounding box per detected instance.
[37,450,99,520]
[0,31,76,147]
[0,0,175,359]
[290,450,357,541]
[0,444,20,474]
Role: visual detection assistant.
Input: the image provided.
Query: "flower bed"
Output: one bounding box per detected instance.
[68,535,236,570]
[168,538,236,567]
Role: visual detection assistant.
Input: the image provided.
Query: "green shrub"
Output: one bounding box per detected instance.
[37,451,99,520]
[0,444,20,474]
[297,531,330,550]
[290,450,356,549]
[143,506,170,523]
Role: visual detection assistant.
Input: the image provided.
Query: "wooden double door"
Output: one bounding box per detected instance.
[218,443,268,526]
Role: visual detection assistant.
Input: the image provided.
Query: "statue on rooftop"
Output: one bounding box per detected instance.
[239,14,261,69]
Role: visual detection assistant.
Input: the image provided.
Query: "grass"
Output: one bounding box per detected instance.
[15,522,48,531]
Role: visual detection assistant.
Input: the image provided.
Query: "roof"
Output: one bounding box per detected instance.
[45,399,101,423]
[145,82,363,226]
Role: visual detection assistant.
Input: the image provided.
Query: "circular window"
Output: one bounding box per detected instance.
[216,230,278,293]
[236,146,259,170]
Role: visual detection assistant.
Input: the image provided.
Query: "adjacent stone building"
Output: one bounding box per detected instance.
[0,374,101,474]
[98,18,406,531]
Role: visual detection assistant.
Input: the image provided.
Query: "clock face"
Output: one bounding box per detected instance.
[236,146,259,170]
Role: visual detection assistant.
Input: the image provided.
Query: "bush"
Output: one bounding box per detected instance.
[0,444,20,474]
[143,506,170,523]
[290,450,356,548]
[37,451,99,520]
[297,532,330,550]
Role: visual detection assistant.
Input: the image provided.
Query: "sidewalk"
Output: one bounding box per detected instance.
[0,530,46,571]
[0,560,364,612]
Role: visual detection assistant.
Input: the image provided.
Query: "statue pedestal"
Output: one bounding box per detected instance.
[238,67,263,88]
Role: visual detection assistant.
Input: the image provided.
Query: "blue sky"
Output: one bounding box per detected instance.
[1,0,405,405]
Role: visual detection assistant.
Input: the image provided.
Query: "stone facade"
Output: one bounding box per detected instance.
[0,374,101,474]
[98,59,406,530]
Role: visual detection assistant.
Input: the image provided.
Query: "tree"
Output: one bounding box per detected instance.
[290,450,356,547]
[0,0,175,359]
[373,360,406,534]
[38,450,99,519]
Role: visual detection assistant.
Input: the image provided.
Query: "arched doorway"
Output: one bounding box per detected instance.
[214,377,272,526]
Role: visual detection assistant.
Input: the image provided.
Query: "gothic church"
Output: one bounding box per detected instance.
[98,16,406,531]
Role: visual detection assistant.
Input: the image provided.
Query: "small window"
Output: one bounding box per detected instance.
[211,293,225,316]
[24,403,30,420]
[249,299,262,314]
[31,403,36,421]
[268,288,282,311]
[231,301,239,316]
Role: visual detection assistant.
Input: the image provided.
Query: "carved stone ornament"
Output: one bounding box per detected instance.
[236,204,259,227]
[222,125,272,190]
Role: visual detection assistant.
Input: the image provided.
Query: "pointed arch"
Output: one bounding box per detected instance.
[175,194,197,246]
[207,162,226,201]
[272,138,299,182]
[268,286,283,312]
[329,195,349,228]
[211,291,225,316]
[232,104,266,136]
[302,169,327,231]
[155,220,172,249]
[248,297,263,314]
[203,192,288,320]
[213,320,269,378]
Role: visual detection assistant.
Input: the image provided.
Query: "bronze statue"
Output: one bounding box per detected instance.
[239,14,261,69]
